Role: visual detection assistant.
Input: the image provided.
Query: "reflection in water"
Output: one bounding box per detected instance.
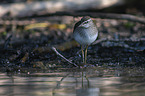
[76,88,100,96]
[0,67,145,96]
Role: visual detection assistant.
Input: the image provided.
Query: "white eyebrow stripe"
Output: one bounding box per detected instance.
[83,18,91,24]
[79,18,92,27]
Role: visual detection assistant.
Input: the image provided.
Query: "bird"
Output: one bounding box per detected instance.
[73,16,98,64]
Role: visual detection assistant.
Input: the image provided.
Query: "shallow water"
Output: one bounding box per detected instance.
[0,67,145,96]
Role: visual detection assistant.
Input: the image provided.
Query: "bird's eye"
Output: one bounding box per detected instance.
[83,21,88,24]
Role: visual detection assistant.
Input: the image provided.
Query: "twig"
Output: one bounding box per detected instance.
[1,12,145,25]
[4,34,12,49]
[92,38,108,45]
[50,12,145,24]
[93,38,145,51]
[11,12,145,25]
[51,47,79,67]
[52,73,70,95]
[93,38,145,45]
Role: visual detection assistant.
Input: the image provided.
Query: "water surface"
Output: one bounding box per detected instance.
[0,67,145,96]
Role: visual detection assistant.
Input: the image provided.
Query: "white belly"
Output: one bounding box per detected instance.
[74,32,98,45]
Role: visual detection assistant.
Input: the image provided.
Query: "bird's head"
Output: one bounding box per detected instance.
[74,16,93,30]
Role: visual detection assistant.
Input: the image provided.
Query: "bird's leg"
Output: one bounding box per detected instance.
[84,45,88,64]
[81,46,85,63]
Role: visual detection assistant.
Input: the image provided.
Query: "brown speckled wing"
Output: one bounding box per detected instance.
[73,21,81,31]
